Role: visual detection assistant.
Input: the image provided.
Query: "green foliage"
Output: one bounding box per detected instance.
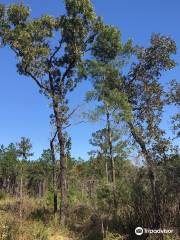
[0,143,19,195]
[65,0,96,21]
[92,25,122,62]
[167,80,180,138]
[105,232,124,240]
[17,137,33,160]
[0,191,7,200]
[0,0,99,93]
[171,113,180,138]
[7,4,30,25]
[96,183,114,208]
[90,128,127,156]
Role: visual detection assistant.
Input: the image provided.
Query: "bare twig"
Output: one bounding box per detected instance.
[63,120,88,130]
[66,103,86,121]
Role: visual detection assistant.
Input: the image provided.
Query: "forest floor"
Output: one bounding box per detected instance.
[49,233,73,240]
[0,196,76,240]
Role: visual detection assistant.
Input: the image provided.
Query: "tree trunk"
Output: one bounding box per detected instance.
[128,121,161,228]
[52,99,67,225]
[148,168,161,228]
[105,158,109,184]
[106,111,116,209]
[49,71,67,225]
[19,163,23,229]
[50,138,58,215]
[101,219,105,240]
[38,182,42,198]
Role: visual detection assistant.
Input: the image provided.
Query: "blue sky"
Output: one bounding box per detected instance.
[0,0,179,160]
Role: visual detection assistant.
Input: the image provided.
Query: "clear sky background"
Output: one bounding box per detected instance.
[0,0,179,160]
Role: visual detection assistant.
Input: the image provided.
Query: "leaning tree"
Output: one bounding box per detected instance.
[111,34,177,228]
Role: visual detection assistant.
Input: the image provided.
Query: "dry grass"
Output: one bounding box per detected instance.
[0,196,76,240]
[49,234,73,240]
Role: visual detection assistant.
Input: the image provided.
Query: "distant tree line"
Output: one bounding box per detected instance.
[0,137,179,239]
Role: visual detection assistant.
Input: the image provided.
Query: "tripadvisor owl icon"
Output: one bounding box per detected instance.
[135,227,143,236]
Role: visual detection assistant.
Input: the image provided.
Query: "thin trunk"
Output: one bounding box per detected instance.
[53,101,67,225]
[106,111,115,186]
[101,219,105,240]
[42,179,46,196]
[50,138,58,215]
[105,158,109,184]
[106,111,116,209]
[38,182,42,198]
[20,175,23,218]
[19,163,23,231]
[148,168,161,228]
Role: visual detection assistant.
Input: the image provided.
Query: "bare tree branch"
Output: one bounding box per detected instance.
[25,69,49,92]
[63,120,88,130]
[50,130,58,145]
[49,39,63,63]
[66,104,85,121]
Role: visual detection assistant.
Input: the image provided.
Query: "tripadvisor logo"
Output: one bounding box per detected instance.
[135,227,174,236]
[135,227,143,236]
